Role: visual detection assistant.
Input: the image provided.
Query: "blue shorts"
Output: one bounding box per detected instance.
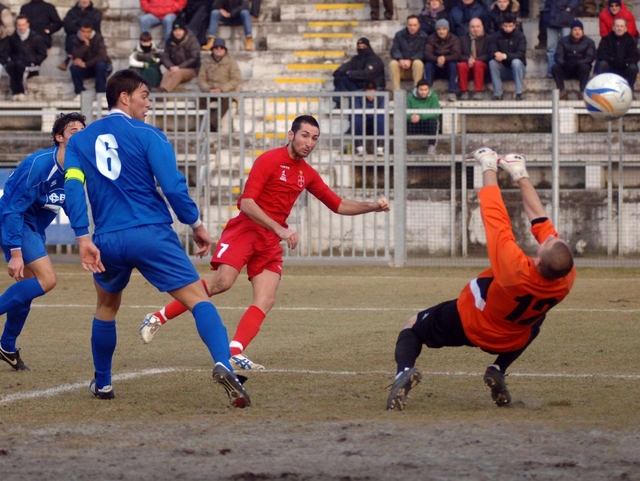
[92,224,200,294]
[1,228,48,264]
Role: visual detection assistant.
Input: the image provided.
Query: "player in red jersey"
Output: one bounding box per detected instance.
[140,115,390,369]
[387,147,576,411]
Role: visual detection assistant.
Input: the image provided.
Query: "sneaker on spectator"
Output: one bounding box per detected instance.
[11,93,26,101]
[459,91,469,100]
[356,145,364,156]
[491,94,503,101]
[447,92,456,102]
[515,93,524,101]
[427,144,436,153]
[559,90,568,100]
[376,146,384,155]
[0,347,30,371]
[472,92,484,101]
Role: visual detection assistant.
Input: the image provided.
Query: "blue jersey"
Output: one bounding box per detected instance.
[0,146,66,250]
[64,110,200,237]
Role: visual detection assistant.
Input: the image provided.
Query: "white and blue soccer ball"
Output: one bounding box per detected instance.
[583,73,633,120]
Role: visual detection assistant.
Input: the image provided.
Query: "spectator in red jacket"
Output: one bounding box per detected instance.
[599,0,638,38]
[139,0,187,45]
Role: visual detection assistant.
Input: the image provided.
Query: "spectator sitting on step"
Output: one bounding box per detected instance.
[449,0,490,38]
[457,17,490,99]
[197,38,241,132]
[19,0,61,49]
[424,19,461,102]
[406,79,441,153]
[353,81,386,155]
[333,37,385,107]
[139,0,186,47]
[488,13,527,100]
[69,19,112,99]
[488,0,520,33]
[202,0,253,52]
[59,0,102,72]
[389,15,428,91]
[596,17,639,92]
[544,0,579,77]
[154,19,200,93]
[128,31,163,89]
[599,0,638,39]
[5,15,46,101]
[0,3,14,82]
[551,19,595,99]
[418,0,450,36]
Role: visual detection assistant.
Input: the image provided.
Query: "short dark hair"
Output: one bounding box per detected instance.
[417,79,430,88]
[364,81,378,91]
[51,112,86,146]
[407,14,420,23]
[501,13,517,25]
[291,115,320,134]
[106,70,148,109]
[539,241,574,279]
[79,18,93,29]
[16,15,28,24]
[139,31,152,42]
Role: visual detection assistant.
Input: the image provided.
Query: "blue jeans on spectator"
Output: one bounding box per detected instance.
[489,59,526,96]
[70,61,113,94]
[424,61,458,93]
[546,27,570,76]
[140,13,177,45]
[208,9,252,38]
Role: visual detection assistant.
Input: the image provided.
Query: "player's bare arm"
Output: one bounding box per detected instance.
[77,236,105,274]
[191,224,213,258]
[240,197,299,249]
[337,197,390,215]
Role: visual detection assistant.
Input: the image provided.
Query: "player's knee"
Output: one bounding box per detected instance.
[38,271,58,293]
[402,315,417,330]
[208,275,234,294]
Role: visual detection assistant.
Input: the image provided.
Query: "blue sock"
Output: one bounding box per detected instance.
[0,278,45,316]
[1,302,31,352]
[192,301,232,370]
[91,318,117,389]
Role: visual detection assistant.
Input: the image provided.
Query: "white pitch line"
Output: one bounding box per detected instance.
[2,368,639,405]
[27,303,640,313]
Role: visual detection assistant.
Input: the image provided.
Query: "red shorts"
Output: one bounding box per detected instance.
[210,215,283,279]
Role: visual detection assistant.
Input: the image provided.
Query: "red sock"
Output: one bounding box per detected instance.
[230,305,266,356]
[162,279,211,322]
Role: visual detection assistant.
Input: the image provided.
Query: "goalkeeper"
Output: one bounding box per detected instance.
[387,147,576,411]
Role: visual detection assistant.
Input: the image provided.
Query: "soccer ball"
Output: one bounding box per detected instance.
[583,73,633,120]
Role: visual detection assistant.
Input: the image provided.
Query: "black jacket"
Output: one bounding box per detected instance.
[63,1,102,36]
[555,34,595,67]
[7,30,47,66]
[333,47,385,89]
[459,33,490,63]
[211,0,249,17]
[596,31,640,69]
[19,0,62,47]
[162,31,201,71]
[390,28,428,61]
[488,27,527,65]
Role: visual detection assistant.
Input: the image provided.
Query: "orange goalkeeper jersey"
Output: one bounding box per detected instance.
[457,185,576,353]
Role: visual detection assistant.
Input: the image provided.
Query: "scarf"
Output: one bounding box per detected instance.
[18,28,30,41]
[421,4,445,18]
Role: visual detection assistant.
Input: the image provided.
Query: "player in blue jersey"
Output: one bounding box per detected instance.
[0,113,86,371]
[63,69,250,407]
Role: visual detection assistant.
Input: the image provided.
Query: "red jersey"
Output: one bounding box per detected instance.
[457,186,576,353]
[238,146,342,227]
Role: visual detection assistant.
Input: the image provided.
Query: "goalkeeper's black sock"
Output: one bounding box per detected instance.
[394,328,423,374]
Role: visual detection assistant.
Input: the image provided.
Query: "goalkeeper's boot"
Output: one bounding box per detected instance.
[213,363,251,408]
[0,346,30,371]
[230,353,265,370]
[90,378,115,400]
[484,364,511,407]
[140,313,163,344]
[386,367,422,411]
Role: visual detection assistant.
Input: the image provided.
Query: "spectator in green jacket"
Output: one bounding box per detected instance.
[407,79,441,152]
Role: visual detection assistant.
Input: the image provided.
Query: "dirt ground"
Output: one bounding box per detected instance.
[1,265,640,480]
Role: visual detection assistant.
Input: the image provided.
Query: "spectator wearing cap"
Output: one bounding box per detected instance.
[198,38,241,131]
[202,0,253,51]
[599,0,638,39]
[128,31,163,88]
[457,16,490,99]
[389,15,428,91]
[596,17,639,91]
[69,18,112,98]
[139,0,187,46]
[333,37,385,106]
[488,13,526,100]
[155,19,200,92]
[543,0,579,77]
[424,18,461,102]
[449,0,490,38]
[551,19,595,99]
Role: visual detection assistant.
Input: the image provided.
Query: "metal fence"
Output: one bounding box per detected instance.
[11,90,637,266]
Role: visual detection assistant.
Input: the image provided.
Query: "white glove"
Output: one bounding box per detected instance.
[498,153,529,182]
[469,147,498,172]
